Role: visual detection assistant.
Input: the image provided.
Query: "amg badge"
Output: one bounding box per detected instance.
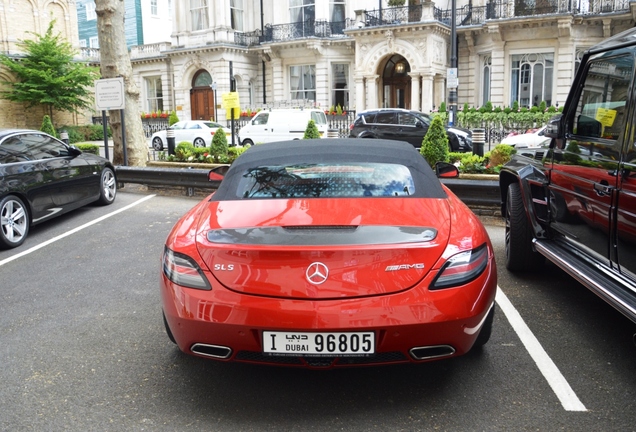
[385,263,425,271]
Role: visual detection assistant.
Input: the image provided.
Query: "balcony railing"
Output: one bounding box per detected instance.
[365,4,424,26]
[234,18,356,45]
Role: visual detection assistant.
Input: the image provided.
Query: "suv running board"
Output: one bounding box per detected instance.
[534,239,636,323]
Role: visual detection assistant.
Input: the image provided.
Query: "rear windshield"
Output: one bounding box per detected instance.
[235,163,415,199]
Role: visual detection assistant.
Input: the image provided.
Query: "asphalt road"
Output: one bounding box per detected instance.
[1,189,635,431]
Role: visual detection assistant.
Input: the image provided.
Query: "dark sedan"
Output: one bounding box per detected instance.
[0,129,116,249]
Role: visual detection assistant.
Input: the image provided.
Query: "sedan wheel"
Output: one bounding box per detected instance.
[152,137,164,151]
[0,195,29,249]
[97,168,117,205]
[505,183,544,271]
[193,138,205,147]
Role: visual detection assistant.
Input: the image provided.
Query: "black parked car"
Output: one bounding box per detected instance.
[499,28,636,324]
[349,108,473,152]
[0,129,116,249]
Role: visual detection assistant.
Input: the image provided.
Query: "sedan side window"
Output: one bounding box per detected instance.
[21,134,70,160]
[0,138,31,164]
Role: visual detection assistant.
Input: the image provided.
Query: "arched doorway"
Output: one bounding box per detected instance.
[190,70,215,121]
[382,55,411,109]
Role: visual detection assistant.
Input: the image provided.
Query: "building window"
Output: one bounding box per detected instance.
[332,64,349,109]
[89,36,99,48]
[190,0,208,31]
[151,0,158,16]
[482,55,491,106]
[330,1,346,33]
[146,77,164,112]
[574,49,587,76]
[511,53,553,108]
[290,0,315,37]
[79,39,87,48]
[230,0,243,31]
[85,2,96,21]
[290,65,316,102]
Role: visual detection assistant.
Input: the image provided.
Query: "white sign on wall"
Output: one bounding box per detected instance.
[95,77,125,110]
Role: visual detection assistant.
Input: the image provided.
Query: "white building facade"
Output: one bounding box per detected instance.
[128,0,636,123]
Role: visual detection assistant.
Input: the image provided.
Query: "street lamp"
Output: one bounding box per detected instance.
[448,0,458,126]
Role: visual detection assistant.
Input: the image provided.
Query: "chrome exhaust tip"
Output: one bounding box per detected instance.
[409,345,456,360]
[191,343,232,359]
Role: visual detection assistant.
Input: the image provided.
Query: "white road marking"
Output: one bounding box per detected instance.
[0,194,156,267]
[496,286,587,412]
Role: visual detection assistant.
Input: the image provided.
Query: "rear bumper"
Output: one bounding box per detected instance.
[161,258,497,367]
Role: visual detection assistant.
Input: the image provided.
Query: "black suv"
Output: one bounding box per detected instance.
[349,108,473,152]
[499,28,636,323]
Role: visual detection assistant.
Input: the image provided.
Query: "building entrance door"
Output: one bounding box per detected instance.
[190,70,215,121]
[381,55,411,109]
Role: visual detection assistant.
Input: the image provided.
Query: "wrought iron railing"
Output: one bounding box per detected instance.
[259,19,355,43]
[364,4,424,25]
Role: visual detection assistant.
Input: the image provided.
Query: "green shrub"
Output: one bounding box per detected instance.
[228,146,247,163]
[420,115,449,168]
[169,110,179,126]
[438,101,447,113]
[174,141,195,160]
[41,115,56,137]
[210,129,229,162]
[303,120,321,139]
[75,143,99,155]
[488,144,516,167]
[459,154,489,174]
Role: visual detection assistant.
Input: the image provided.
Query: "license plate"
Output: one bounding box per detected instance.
[263,331,375,356]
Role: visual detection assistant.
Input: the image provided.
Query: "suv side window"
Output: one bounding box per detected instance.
[375,112,396,124]
[398,112,418,126]
[569,54,633,159]
[360,112,376,124]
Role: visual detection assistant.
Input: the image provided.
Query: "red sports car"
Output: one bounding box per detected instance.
[161,139,497,368]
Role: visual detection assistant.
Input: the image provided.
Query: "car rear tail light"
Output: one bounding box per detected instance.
[162,246,211,290]
[430,244,489,290]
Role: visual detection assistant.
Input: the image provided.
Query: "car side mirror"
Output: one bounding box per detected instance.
[544,114,562,139]
[208,164,230,182]
[435,162,459,178]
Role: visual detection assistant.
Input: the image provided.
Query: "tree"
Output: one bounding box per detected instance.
[420,116,450,168]
[0,19,99,126]
[95,0,147,166]
[303,120,321,139]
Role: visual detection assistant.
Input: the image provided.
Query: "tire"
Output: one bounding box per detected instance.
[472,306,494,348]
[193,138,205,147]
[505,182,544,271]
[96,167,117,205]
[152,136,164,151]
[163,311,176,344]
[242,138,254,147]
[0,195,29,249]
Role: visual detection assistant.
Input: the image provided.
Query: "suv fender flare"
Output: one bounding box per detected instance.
[356,131,377,139]
[499,161,549,239]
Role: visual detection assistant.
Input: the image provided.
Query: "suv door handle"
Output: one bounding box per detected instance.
[594,180,612,197]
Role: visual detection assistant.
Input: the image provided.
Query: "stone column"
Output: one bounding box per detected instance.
[421,74,434,113]
[365,74,379,109]
[354,76,365,112]
[410,73,421,111]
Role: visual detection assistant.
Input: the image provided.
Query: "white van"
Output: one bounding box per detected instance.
[238,108,328,145]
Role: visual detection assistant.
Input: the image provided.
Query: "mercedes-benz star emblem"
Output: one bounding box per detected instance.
[306,262,329,285]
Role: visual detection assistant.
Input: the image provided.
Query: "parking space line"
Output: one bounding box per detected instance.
[0,194,156,268]
[496,286,587,412]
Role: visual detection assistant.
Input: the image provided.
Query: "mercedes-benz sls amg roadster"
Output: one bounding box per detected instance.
[161,139,497,368]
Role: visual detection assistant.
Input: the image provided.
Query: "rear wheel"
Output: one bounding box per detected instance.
[152,136,164,150]
[193,138,205,147]
[242,138,254,147]
[0,195,29,249]
[97,167,117,205]
[505,183,544,271]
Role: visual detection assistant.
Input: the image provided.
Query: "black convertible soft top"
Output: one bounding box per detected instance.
[212,138,448,200]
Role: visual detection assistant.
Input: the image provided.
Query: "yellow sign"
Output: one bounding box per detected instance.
[595,107,617,127]
[222,92,241,119]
